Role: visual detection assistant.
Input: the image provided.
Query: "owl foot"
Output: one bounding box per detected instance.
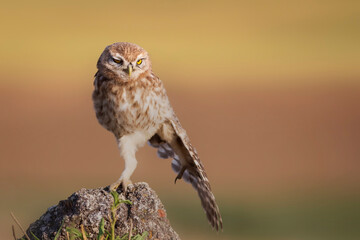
[174,166,187,184]
[109,178,133,192]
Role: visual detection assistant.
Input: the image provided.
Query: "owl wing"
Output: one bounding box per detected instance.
[148,116,223,231]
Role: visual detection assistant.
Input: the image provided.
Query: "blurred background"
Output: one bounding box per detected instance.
[1,0,360,239]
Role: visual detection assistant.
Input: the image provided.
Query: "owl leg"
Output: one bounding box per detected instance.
[110,132,146,192]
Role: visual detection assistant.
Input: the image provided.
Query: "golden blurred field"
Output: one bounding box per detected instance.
[1,1,360,239]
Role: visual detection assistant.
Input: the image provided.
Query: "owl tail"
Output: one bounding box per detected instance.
[171,154,223,231]
[195,176,223,230]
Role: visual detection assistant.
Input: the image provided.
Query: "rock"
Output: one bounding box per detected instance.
[22,182,180,240]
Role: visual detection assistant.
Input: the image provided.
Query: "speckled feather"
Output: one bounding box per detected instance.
[92,42,222,230]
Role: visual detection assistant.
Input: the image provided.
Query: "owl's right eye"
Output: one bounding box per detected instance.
[112,58,123,65]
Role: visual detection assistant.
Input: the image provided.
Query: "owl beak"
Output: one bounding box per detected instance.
[127,64,133,77]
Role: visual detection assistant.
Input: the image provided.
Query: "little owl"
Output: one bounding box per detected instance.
[92,42,222,230]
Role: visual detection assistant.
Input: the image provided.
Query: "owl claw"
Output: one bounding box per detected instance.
[109,178,132,192]
[174,166,186,184]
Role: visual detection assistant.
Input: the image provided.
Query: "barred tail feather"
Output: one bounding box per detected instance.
[195,178,223,230]
[148,117,223,231]
[171,158,222,229]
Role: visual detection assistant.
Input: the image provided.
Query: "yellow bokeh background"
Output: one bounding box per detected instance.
[1,0,359,88]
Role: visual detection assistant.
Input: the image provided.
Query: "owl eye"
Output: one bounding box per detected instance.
[136,59,143,65]
[112,58,123,65]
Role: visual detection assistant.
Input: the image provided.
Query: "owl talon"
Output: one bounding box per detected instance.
[110,179,132,192]
[121,179,132,192]
[109,181,121,192]
[174,166,186,184]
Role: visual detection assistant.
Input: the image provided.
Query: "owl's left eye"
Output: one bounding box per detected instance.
[136,59,143,65]
[112,58,123,65]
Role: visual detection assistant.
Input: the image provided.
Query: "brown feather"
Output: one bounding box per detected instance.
[168,117,223,230]
[149,117,223,230]
[93,42,222,230]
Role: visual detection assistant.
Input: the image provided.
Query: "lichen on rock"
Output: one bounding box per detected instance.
[22,182,180,240]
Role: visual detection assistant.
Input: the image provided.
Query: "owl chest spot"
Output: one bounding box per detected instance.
[109,88,164,132]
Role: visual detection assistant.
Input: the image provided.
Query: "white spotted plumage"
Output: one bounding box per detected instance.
[92,42,222,230]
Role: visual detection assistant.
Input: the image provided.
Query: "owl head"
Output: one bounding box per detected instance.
[97,42,151,81]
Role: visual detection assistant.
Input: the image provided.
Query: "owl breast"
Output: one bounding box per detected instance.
[93,76,171,139]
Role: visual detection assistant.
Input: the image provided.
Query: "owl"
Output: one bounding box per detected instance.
[92,42,222,230]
